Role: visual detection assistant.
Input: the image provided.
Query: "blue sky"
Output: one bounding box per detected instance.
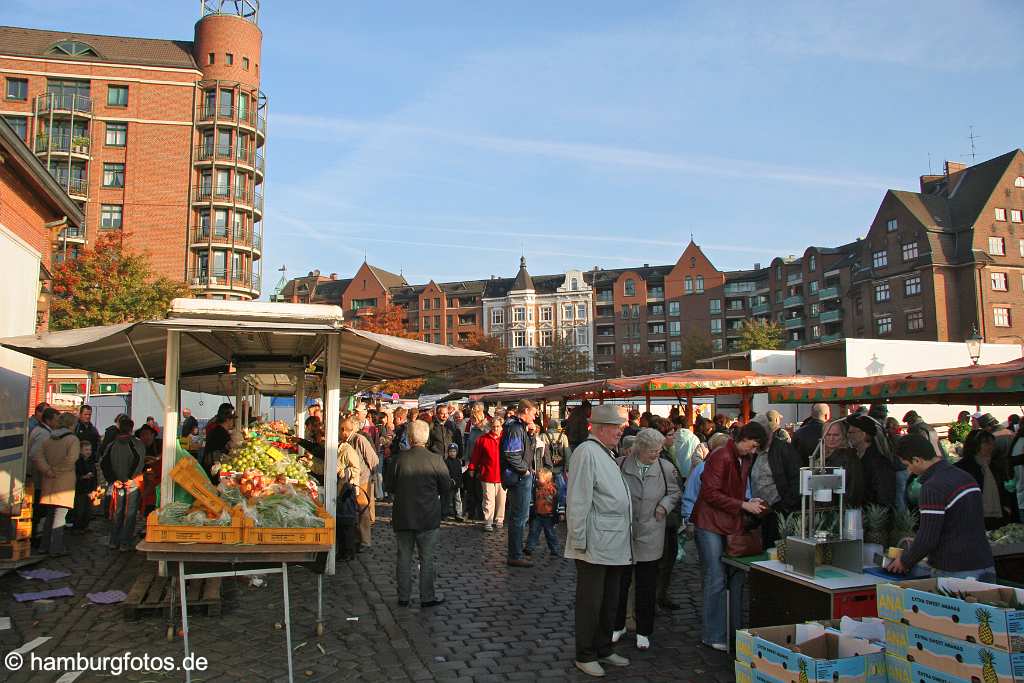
[4,1,1024,290]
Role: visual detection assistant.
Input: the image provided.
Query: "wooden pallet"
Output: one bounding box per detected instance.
[123,568,222,620]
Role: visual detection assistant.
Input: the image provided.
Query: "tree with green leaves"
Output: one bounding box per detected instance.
[534,332,592,385]
[50,232,189,330]
[736,318,783,352]
[679,331,714,369]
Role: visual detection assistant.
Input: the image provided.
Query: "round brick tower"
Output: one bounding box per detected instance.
[188,0,266,299]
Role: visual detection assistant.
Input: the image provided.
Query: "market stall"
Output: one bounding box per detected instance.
[0,298,489,683]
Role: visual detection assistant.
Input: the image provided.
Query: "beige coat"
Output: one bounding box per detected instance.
[339,442,361,487]
[616,455,682,562]
[37,428,79,509]
[564,437,633,566]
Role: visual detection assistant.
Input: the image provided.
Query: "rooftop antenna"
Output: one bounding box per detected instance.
[967,125,980,162]
[927,152,933,175]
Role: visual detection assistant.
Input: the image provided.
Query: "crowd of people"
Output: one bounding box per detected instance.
[22,395,1022,678]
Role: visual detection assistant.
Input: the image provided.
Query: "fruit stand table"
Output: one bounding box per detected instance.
[138,541,331,683]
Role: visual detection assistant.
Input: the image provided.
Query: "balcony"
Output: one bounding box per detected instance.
[55,225,86,243]
[724,282,756,296]
[37,93,92,116]
[35,134,91,158]
[192,186,265,217]
[820,332,844,343]
[595,306,614,320]
[725,326,744,338]
[189,228,263,252]
[786,273,803,285]
[49,172,88,200]
[783,294,804,308]
[195,145,266,176]
[187,269,260,294]
[817,285,840,300]
[197,100,268,139]
[596,291,613,304]
[751,303,770,316]
[725,306,746,318]
[819,309,842,324]
[784,317,805,330]
[785,339,803,350]
[647,289,665,301]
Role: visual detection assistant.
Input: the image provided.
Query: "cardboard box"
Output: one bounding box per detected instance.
[885,653,980,683]
[735,659,783,683]
[884,621,1024,683]
[877,577,1024,653]
[736,623,887,683]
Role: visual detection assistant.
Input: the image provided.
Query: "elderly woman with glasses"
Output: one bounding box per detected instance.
[611,427,681,651]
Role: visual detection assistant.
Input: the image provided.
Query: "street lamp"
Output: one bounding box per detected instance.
[966,325,983,366]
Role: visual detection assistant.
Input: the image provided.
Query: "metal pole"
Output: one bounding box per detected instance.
[282,562,294,683]
[295,373,306,455]
[160,331,180,514]
[323,333,342,575]
[644,388,651,414]
[235,373,245,438]
[178,561,192,683]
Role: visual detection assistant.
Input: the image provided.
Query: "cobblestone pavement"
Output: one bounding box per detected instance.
[0,506,734,682]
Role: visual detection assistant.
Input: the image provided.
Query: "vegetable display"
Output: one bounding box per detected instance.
[219,434,310,484]
[988,523,1024,545]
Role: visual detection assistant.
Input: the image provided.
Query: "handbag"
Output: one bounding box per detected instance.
[725,515,764,557]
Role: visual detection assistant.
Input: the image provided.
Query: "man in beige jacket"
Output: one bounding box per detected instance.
[565,404,633,677]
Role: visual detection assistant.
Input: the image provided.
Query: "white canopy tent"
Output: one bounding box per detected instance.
[1,299,489,573]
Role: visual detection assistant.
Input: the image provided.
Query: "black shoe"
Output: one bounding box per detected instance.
[657,599,680,611]
[398,600,409,607]
[420,598,445,608]
[507,559,533,568]
[523,547,533,556]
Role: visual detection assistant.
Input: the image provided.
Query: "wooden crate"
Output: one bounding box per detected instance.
[144,508,243,545]
[8,518,31,541]
[169,458,228,516]
[0,540,31,561]
[242,507,334,545]
[123,568,222,620]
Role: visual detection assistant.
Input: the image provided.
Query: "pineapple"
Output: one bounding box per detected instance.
[863,504,890,547]
[776,512,800,563]
[890,508,919,548]
[798,659,809,683]
[978,609,995,646]
[980,649,998,683]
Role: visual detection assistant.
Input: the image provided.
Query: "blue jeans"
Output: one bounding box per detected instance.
[694,526,745,646]
[506,472,533,561]
[109,486,140,549]
[931,566,997,583]
[894,469,909,512]
[526,514,560,554]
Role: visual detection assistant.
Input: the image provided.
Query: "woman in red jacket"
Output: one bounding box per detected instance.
[469,417,505,532]
[690,421,769,651]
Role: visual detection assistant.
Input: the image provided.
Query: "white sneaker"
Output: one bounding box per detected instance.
[496,521,504,528]
[574,660,606,677]
[611,628,627,644]
[704,641,728,652]
[636,634,650,650]
[599,653,630,667]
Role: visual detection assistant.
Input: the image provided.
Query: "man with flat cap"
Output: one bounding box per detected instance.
[845,414,899,508]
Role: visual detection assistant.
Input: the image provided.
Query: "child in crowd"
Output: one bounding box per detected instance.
[70,439,95,534]
[524,468,562,556]
[446,443,465,521]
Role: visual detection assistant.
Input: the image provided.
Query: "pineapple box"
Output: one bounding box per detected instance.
[735,623,887,683]
[885,653,1000,683]
[876,577,1024,653]
[885,620,1024,683]
[735,660,784,683]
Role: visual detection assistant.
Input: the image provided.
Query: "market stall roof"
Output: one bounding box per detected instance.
[469,369,828,403]
[767,357,1024,405]
[0,299,489,388]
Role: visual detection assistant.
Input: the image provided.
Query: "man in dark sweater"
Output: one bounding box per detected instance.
[889,434,994,581]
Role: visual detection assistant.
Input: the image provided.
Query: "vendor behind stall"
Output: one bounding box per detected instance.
[889,434,995,581]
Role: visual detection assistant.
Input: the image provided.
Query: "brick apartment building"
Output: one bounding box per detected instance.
[278,148,1024,380]
[0,0,267,299]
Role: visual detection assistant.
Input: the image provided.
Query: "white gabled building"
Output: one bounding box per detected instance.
[482,257,594,379]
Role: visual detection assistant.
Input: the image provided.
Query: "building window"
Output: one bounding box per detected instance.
[904,275,921,296]
[874,281,891,302]
[877,315,893,335]
[695,276,704,293]
[624,278,636,296]
[872,250,888,268]
[540,306,552,322]
[107,85,128,107]
[571,277,579,291]
[684,277,693,294]
[992,272,1008,291]
[242,56,250,70]
[512,330,526,347]
[669,321,680,337]
[809,280,819,294]
[906,310,924,331]
[433,333,441,344]
[902,241,919,261]
[668,301,680,316]
[710,319,722,334]
[100,204,123,230]
[576,303,587,319]
[996,208,1007,221]
[422,317,431,330]
[630,304,640,319]
[811,325,821,338]
[491,309,503,325]
[422,298,431,310]
[808,255,816,272]
[5,78,27,101]
[2,115,27,141]
[989,236,1006,255]
[1015,177,1024,188]
[669,341,682,355]
[102,163,125,188]
[649,285,664,298]
[994,307,1011,328]
[1013,210,1023,224]
[776,265,783,280]
[727,299,743,311]
[775,289,783,303]
[1020,239,1024,257]
[563,304,574,320]
[575,328,588,346]
[539,330,552,347]
[208,53,215,65]
[433,297,440,309]
[513,307,525,322]
[620,304,630,320]
[712,338,724,352]
[886,218,898,232]
[709,299,721,314]
[351,298,378,310]
[810,302,820,316]
[226,53,234,65]
[105,122,127,146]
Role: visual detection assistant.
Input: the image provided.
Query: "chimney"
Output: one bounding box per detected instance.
[944,161,967,177]
[643,263,649,268]
[330,273,337,280]
[754,262,761,270]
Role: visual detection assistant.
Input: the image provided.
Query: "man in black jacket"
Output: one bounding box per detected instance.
[501,399,538,568]
[391,420,452,608]
[793,403,829,465]
[428,404,458,458]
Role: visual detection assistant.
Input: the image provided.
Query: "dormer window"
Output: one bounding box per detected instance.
[570,277,578,291]
[624,278,636,297]
[49,40,98,57]
[1015,177,1024,188]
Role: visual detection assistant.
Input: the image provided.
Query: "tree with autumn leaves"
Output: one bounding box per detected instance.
[352,303,426,397]
[49,232,189,331]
